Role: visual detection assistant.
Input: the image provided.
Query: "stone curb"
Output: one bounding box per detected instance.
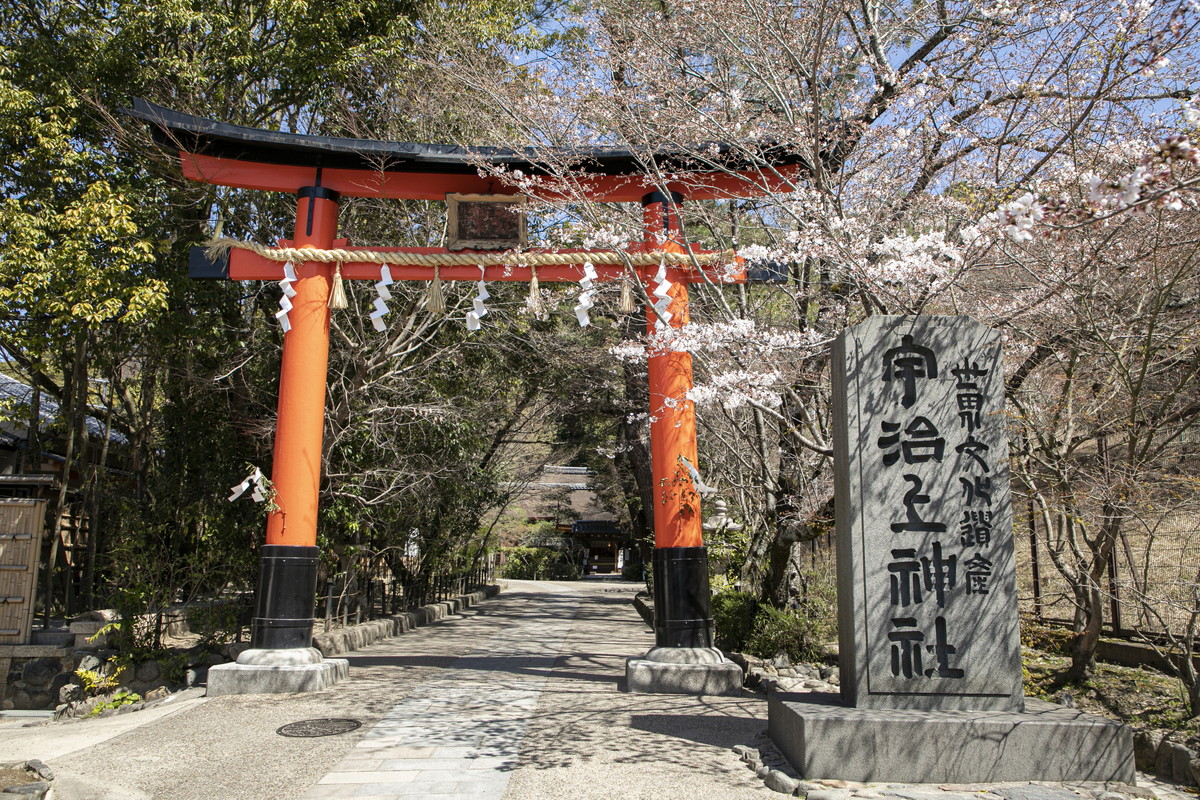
[631,592,654,627]
[732,740,1156,799]
[311,584,501,657]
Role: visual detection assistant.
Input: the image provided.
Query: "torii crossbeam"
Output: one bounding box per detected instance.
[130,99,806,695]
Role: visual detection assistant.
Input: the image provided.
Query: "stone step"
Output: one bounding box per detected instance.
[29,630,72,647]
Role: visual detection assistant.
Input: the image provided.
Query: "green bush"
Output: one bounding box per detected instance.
[716,561,837,662]
[500,546,579,580]
[547,561,580,580]
[500,546,550,579]
[186,602,242,647]
[621,557,644,582]
[711,590,758,653]
[90,689,141,716]
[744,604,829,663]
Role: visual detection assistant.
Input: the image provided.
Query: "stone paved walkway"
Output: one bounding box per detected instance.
[302,588,579,799]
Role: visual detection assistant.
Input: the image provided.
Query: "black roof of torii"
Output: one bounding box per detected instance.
[126,98,809,201]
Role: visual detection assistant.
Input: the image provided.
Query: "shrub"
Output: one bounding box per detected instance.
[711,590,758,653]
[621,557,644,582]
[546,561,581,580]
[75,664,124,695]
[744,604,829,663]
[500,546,579,580]
[186,601,243,648]
[90,689,141,716]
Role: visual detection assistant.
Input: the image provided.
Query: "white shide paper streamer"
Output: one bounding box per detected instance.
[573,261,598,327]
[369,265,394,331]
[651,260,673,330]
[276,262,297,333]
[228,467,268,503]
[466,265,490,331]
[678,455,718,496]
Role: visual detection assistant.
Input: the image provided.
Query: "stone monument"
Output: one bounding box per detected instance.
[769,316,1134,783]
[835,315,1022,710]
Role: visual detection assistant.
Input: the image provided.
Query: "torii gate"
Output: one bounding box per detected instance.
[130,99,805,695]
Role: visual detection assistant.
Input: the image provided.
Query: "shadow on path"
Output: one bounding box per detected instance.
[629,713,763,748]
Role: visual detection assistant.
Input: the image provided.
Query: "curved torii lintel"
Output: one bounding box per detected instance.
[126,98,808,202]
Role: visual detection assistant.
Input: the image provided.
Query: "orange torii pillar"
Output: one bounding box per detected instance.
[627,192,742,695]
[207,186,350,695]
[254,187,337,648]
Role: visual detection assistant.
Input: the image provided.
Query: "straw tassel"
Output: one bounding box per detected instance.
[619,273,636,314]
[428,266,446,314]
[528,265,541,315]
[328,262,349,309]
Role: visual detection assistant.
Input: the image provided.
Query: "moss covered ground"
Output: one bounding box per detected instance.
[1022,621,1200,750]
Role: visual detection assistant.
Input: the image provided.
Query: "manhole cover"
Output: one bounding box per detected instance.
[277,718,362,738]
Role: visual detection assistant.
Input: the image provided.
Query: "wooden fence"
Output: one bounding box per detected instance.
[0,499,46,643]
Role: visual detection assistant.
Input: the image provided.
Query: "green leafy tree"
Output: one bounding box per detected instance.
[1,0,587,628]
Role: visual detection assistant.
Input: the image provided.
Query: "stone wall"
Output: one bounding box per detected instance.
[1,646,76,710]
[1,585,501,709]
[313,584,501,656]
[1137,730,1200,787]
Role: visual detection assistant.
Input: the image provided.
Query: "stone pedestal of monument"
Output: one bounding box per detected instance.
[769,692,1134,784]
[206,647,348,696]
[625,647,742,696]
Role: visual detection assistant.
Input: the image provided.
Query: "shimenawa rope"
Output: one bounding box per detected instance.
[205,238,733,269]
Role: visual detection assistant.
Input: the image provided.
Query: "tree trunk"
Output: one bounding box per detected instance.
[617,326,654,580]
[763,496,833,607]
[22,375,41,474]
[45,329,88,626]
[1068,581,1103,680]
[1181,640,1200,719]
[83,372,114,609]
[1067,506,1123,681]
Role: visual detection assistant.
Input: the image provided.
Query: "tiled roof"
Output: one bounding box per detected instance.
[0,373,128,445]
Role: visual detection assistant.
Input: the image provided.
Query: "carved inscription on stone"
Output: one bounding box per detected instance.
[833,316,1023,711]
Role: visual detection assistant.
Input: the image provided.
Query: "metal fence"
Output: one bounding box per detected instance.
[1014,492,1200,642]
[318,553,500,632]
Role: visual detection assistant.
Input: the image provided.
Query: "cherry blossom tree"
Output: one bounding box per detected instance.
[986,202,1200,678]
[416,0,1200,657]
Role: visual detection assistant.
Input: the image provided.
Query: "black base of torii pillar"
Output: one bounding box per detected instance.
[652,546,713,647]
